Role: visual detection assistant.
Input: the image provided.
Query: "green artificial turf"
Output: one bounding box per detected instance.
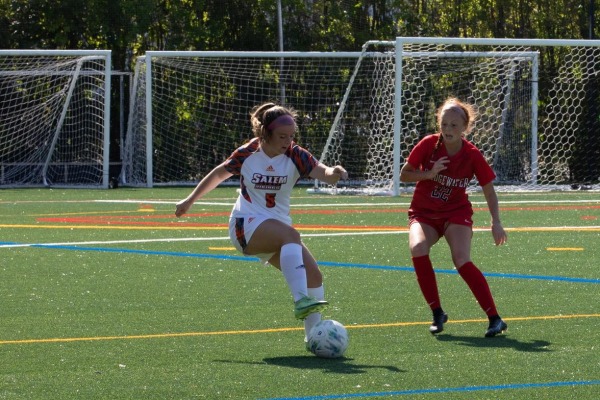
[0,187,598,399]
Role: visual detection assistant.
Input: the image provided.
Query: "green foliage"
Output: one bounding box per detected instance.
[3,1,599,56]
[3,0,598,103]
[1,1,599,183]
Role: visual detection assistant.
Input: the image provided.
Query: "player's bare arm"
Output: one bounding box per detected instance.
[309,163,348,185]
[482,182,507,246]
[175,163,233,217]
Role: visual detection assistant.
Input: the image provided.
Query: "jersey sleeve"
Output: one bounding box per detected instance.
[288,144,318,178]
[407,134,436,169]
[472,149,496,186]
[223,139,260,175]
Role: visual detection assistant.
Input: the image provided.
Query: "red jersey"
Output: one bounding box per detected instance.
[407,134,496,218]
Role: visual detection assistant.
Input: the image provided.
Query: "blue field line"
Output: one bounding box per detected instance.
[318,261,600,284]
[31,244,256,262]
[262,380,600,400]
[29,244,600,284]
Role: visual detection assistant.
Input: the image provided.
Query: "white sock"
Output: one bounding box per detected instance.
[280,243,308,302]
[304,285,325,339]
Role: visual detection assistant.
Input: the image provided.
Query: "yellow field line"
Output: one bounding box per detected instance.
[354,313,600,328]
[29,210,150,216]
[0,224,392,232]
[1,313,598,346]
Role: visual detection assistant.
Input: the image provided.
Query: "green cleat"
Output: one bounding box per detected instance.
[294,296,328,320]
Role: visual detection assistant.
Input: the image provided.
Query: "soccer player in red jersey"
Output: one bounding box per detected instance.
[175,102,348,346]
[400,97,508,337]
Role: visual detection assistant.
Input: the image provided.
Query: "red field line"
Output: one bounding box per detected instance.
[34,204,599,226]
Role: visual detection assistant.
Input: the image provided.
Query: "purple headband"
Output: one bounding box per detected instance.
[267,114,296,131]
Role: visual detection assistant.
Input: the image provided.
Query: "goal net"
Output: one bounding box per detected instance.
[122,51,373,187]
[316,38,600,194]
[0,50,111,188]
[123,39,600,193]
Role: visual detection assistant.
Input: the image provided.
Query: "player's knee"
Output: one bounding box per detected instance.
[453,255,470,268]
[280,227,301,244]
[410,241,430,257]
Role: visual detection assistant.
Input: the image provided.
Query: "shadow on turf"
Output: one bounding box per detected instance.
[214,357,405,374]
[435,334,551,352]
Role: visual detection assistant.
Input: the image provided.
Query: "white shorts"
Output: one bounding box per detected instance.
[228,215,289,264]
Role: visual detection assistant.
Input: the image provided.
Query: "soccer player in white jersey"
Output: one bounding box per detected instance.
[175,102,348,345]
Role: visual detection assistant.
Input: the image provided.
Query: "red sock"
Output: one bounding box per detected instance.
[457,261,498,317]
[412,255,441,311]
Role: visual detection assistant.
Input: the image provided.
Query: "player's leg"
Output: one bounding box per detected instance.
[445,223,507,337]
[245,219,327,320]
[408,220,446,334]
[299,243,326,341]
[300,242,323,289]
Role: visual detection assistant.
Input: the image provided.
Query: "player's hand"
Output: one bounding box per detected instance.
[332,166,348,182]
[175,199,193,217]
[430,156,449,176]
[491,222,507,246]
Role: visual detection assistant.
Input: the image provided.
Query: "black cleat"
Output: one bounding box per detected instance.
[485,317,508,337]
[429,309,448,334]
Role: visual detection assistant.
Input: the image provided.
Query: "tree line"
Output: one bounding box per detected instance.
[1,0,598,185]
[1,0,597,71]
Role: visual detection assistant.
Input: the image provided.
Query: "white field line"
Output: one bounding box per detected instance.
[93,199,600,207]
[0,231,408,249]
[2,226,600,249]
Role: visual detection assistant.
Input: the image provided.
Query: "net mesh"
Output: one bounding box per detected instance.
[124,41,600,192]
[318,40,600,193]
[123,53,365,186]
[0,53,109,187]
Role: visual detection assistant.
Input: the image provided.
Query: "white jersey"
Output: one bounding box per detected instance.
[223,137,318,225]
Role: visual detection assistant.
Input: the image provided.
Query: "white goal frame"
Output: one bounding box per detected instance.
[313,41,540,195]
[122,50,371,187]
[0,50,112,188]
[313,37,600,195]
[396,37,600,194]
[122,38,600,193]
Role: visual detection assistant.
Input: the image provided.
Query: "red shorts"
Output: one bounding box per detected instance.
[408,212,473,237]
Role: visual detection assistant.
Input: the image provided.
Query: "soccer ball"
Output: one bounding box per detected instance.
[307,319,349,358]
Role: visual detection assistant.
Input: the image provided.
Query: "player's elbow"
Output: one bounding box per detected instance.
[400,170,416,183]
[400,164,415,183]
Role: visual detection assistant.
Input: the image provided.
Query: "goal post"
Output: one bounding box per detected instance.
[315,37,600,194]
[311,41,541,195]
[0,50,111,188]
